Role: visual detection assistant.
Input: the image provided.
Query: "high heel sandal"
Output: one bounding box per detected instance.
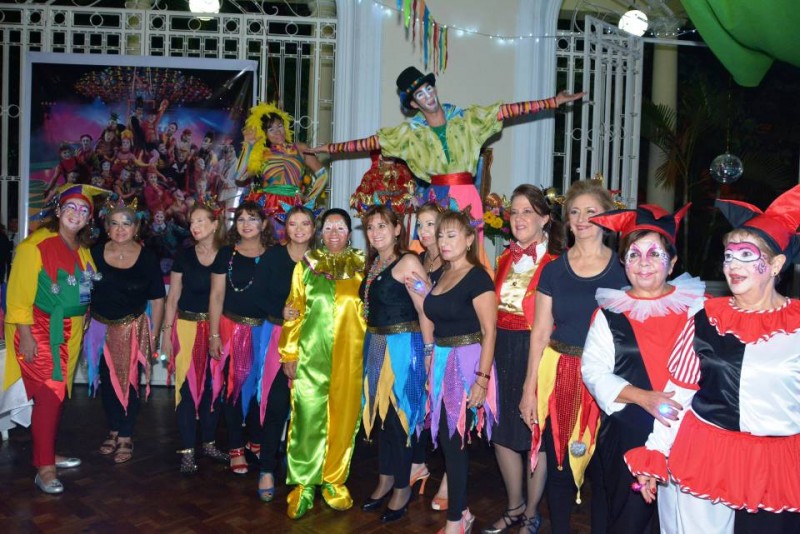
[519,513,542,534]
[437,508,475,534]
[178,448,198,475]
[431,494,449,511]
[98,433,118,455]
[201,441,230,464]
[409,465,431,495]
[114,440,134,464]
[480,502,525,533]
[245,441,261,460]
[258,472,275,502]
[229,447,248,475]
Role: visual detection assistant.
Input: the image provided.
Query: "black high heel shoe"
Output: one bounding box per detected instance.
[361,487,392,512]
[481,502,526,533]
[380,491,413,523]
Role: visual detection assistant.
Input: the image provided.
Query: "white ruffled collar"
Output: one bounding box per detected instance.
[595,272,706,322]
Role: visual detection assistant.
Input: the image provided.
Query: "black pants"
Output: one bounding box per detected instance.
[175,363,222,449]
[378,404,413,489]
[259,370,291,474]
[100,357,140,438]
[734,508,800,534]
[542,422,607,534]
[439,403,474,522]
[411,427,431,464]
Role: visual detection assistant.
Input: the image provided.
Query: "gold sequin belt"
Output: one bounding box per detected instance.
[435,332,482,347]
[549,339,583,357]
[267,314,284,326]
[223,310,264,327]
[178,310,209,322]
[91,311,139,326]
[367,321,420,335]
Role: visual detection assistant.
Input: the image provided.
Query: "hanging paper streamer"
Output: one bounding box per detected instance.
[396,0,448,74]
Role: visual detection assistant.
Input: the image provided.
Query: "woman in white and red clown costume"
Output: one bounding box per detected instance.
[4,184,107,494]
[625,185,800,534]
[581,203,704,533]
[241,102,327,228]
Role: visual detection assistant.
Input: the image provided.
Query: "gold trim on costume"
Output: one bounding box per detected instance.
[91,311,138,325]
[366,321,420,335]
[549,339,583,357]
[435,332,482,347]
[178,310,209,322]
[304,247,366,281]
[223,310,264,327]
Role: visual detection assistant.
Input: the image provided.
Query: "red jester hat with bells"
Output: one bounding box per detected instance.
[589,203,691,245]
[715,184,800,271]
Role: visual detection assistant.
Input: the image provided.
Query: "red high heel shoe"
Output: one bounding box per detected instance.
[437,509,475,534]
[229,447,248,475]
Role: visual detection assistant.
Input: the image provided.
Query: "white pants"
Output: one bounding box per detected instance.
[659,478,734,534]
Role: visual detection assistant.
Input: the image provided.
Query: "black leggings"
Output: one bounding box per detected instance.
[100,357,140,438]
[175,363,222,449]
[542,422,607,534]
[259,370,291,473]
[734,508,800,534]
[439,403,474,522]
[378,404,413,489]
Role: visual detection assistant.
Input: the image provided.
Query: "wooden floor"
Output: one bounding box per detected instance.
[0,387,592,533]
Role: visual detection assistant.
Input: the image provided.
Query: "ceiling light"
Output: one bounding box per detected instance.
[618,9,648,37]
[189,0,220,15]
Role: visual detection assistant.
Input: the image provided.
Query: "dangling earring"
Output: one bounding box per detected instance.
[467,244,471,252]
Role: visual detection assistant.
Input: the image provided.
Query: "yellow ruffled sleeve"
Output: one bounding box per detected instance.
[278,261,308,363]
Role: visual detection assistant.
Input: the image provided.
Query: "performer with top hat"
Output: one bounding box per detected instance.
[313,66,584,255]
[4,184,108,493]
[581,203,704,533]
[626,185,800,534]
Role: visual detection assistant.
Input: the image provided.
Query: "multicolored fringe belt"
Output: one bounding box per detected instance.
[212,311,269,418]
[362,321,426,444]
[169,310,210,416]
[533,340,600,503]
[85,310,152,413]
[429,331,498,446]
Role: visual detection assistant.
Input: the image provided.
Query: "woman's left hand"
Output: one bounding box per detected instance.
[405,272,431,296]
[467,380,487,409]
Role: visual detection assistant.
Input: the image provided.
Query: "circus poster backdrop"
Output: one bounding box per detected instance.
[21,52,256,272]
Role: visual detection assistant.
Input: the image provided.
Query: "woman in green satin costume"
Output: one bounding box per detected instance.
[279,208,366,519]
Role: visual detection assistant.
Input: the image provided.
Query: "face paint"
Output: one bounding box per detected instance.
[723,242,762,264]
[61,202,91,218]
[624,240,670,266]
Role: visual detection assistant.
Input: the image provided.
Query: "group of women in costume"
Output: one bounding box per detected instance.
[5,173,800,533]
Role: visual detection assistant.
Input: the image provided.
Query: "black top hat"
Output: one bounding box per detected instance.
[396,66,436,110]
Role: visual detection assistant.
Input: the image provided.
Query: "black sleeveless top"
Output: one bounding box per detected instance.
[360,257,418,328]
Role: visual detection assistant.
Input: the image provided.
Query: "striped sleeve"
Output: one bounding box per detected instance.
[667,317,701,389]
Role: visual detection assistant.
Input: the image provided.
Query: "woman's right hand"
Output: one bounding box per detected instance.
[160,338,173,360]
[209,337,221,360]
[636,474,658,504]
[518,386,539,431]
[18,332,38,364]
[282,361,297,380]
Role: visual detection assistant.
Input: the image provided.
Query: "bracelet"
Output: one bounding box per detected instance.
[474,370,491,380]
[474,382,487,390]
[423,342,435,356]
[161,325,172,332]
[209,333,221,340]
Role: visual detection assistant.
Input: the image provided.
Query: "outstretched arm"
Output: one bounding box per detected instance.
[497,90,586,121]
[310,135,381,154]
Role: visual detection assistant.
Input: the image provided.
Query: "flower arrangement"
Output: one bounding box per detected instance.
[482,192,511,243]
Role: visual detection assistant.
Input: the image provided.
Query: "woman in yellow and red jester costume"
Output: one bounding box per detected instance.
[279,208,366,519]
[4,184,107,494]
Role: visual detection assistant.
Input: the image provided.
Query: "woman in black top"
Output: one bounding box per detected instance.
[255,205,315,502]
[85,203,165,464]
[359,205,433,522]
[161,202,228,474]
[423,209,498,534]
[208,201,275,475]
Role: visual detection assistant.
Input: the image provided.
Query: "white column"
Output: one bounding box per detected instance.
[332,0,383,248]
[510,0,561,189]
[646,43,677,210]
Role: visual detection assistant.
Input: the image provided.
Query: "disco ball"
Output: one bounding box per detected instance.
[710,153,744,184]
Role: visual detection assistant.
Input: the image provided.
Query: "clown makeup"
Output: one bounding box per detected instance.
[724,241,768,274]
[61,201,91,218]
[624,239,671,266]
[412,84,439,113]
[321,220,348,235]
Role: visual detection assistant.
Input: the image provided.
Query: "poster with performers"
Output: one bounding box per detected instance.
[21,52,256,272]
